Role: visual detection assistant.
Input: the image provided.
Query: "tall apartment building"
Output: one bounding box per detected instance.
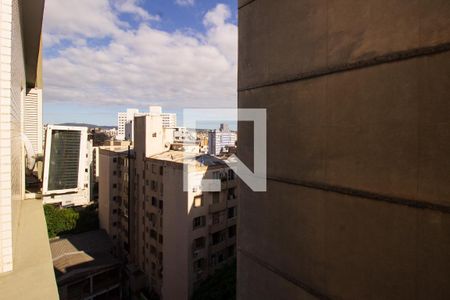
[99,115,238,299]
[99,145,132,259]
[0,0,58,298]
[208,123,237,156]
[117,106,177,141]
[238,1,450,299]
[117,108,140,141]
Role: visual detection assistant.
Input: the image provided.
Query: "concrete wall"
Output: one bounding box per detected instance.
[238,0,450,299]
[99,151,112,234]
[162,164,190,300]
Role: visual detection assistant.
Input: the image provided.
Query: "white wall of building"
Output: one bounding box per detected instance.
[0,0,26,273]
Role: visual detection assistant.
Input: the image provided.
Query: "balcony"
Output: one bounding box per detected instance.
[0,199,59,299]
[209,201,227,214]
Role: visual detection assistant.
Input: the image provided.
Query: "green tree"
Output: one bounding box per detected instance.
[44,204,79,238]
[44,204,99,238]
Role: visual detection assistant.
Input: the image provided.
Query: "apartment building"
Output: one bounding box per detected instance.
[117,106,177,141]
[138,151,237,299]
[99,145,132,260]
[99,115,238,299]
[208,123,237,156]
[0,0,58,298]
[117,109,140,141]
[238,1,450,299]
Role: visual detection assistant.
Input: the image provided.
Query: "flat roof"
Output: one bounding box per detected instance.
[149,150,227,168]
[50,230,119,281]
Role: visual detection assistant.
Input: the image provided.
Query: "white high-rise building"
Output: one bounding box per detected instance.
[149,106,177,128]
[118,106,177,141]
[117,108,140,140]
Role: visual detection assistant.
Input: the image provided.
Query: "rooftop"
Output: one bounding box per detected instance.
[149,150,227,168]
[50,230,119,283]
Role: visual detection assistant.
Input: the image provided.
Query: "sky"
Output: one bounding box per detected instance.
[42,0,238,127]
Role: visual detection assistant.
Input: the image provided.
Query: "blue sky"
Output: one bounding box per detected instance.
[42,0,238,127]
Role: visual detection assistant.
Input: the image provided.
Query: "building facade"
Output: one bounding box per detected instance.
[118,106,177,141]
[99,115,238,299]
[99,145,132,260]
[117,109,140,141]
[208,123,237,156]
[238,0,450,299]
[0,0,58,298]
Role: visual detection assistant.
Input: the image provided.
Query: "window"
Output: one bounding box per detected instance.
[228,225,236,238]
[151,197,157,207]
[113,158,117,163]
[113,171,117,176]
[212,230,226,245]
[212,212,220,225]
[194,258,205,271]
[194,196,203,208]
[228,207,236,219]
[228,169,235,180]
[227,245,235,257]
[159,200,163,210]
[193,216,206,230]
[152,164,156,174]
[227,188,236,200]
[151,180,158,192]
[150,229,157,240]
[152,132,157,138]
[158,234,163,244]
[194,237,205,250]
[159,166,163,175]
[113,209,117,214]
[113,184,117,188]
[150,246,156,255]
[212,192,220,204]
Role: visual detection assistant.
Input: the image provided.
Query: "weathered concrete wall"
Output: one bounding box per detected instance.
[238,0,450,299]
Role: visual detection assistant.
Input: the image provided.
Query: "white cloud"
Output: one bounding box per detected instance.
[175,0,195,7]
[112,0,160,21]
[43,0,123,44]
[43,2,237,110]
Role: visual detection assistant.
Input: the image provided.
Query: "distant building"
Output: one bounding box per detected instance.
[98,145,131,259]
[98,115,238,299]
[208,123,237,156]
[117,106,177,141]
[117,109,140,141]
[42,125,92,207]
